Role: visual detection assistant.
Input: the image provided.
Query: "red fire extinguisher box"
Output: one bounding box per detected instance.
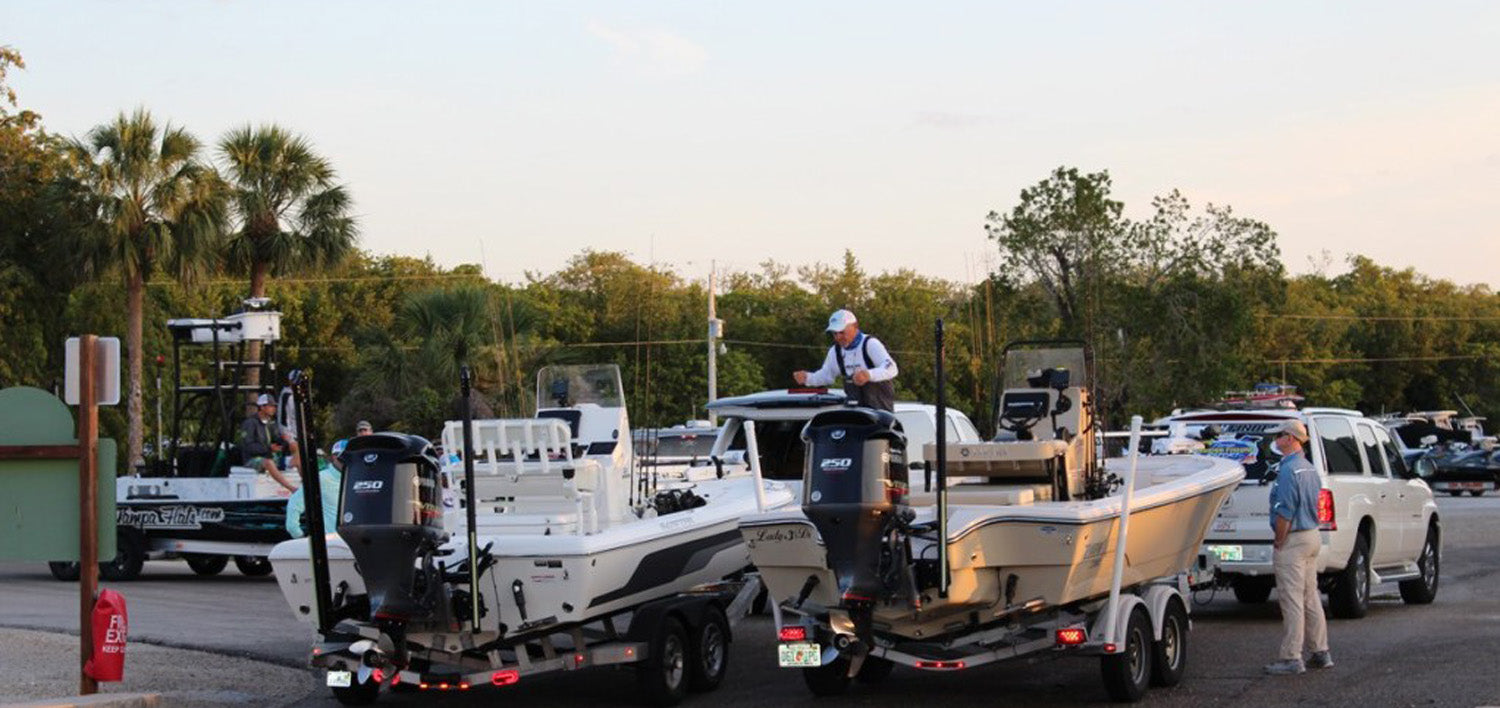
[84,589,127,682]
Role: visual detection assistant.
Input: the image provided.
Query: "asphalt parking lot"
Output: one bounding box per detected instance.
[3,495,1498,708]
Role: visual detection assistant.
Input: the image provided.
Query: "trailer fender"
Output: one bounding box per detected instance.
[1140,584,1188,641]
[625,594,731,645]
[1089,594,1146,648]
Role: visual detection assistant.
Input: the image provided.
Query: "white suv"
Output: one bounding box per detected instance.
[1157,407,1441,618]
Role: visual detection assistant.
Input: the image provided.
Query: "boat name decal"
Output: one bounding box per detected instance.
[117,505,227,530]
[747,526,813,547]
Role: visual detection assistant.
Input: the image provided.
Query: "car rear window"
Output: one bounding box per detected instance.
[1168,421,1283,482]
[1316,417,1365,475]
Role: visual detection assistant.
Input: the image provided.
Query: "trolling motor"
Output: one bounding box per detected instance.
[801,408,912,659]
[337,433,448,623]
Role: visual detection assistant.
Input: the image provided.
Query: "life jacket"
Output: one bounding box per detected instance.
[833,334,895,412]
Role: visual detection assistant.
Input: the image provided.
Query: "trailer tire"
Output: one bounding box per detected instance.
[1470,490,1484,497]
[802,654,851,696]
[186,554,229,576]
[687,606,730,692]
[99,529,146,582]
[330,674,381,706]
[637,616,690,706]
[855,656,894,684]
[1100,605,1153,702]
[1447,490,1462,497]
[48,561,81,582]
[234,555,273,577]
[1149,597,1188,688]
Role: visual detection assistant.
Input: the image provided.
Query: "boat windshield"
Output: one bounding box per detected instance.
[636,430,719,462]
[1002,346,1089,389]
[536,365,626,410]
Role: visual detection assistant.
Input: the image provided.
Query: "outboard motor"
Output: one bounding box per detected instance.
[337,433,446,622]
[801,408,909,607]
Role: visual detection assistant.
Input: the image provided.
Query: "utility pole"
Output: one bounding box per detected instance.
[707,262,722,425]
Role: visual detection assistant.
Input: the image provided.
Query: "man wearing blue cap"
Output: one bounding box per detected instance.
[793,309,899,411]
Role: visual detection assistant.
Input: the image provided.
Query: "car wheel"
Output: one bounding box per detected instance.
[234,555,273,576]
[1231,577,1273,604]
[1150,597,1189,688]
[1469,490,1484,497]
[99,529,146,582]
[185,554,229,576]
[48,561,81,582]
[1398,524,1440,605]
[1329,533,1370,619]
[1100,605,1153,702]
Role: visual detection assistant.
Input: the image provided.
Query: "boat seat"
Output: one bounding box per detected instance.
[907,483,1049,507]
[926,440,1066,480]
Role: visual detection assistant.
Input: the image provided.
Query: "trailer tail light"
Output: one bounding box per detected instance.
[1055,627,1087,646]
[491,669,520,686]
[914,660,966,670]
[371,668,385,684]
[1317,488,1336,531]
[779,626,808,642]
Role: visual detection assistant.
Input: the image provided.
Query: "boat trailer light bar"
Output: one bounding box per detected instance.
[778,626,808,642]
[914,660,966,670]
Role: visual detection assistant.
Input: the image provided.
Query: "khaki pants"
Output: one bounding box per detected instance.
[1273,529,1328,661]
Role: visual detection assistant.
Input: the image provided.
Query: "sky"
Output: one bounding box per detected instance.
[3,1,1497,287]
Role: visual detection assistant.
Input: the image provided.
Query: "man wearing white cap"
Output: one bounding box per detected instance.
[238,393,299,493]
[1264,418,1332,675]
[793,309,899,411]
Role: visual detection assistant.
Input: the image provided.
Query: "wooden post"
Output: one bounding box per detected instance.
[77,334,99,696]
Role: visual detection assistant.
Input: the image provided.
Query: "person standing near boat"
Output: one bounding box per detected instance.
[1264,419,1333,675]
[793,309,899,412]
[285,438,347,538]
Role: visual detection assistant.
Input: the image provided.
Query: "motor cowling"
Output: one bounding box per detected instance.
[801,408,907,605]
[337,433,445,622]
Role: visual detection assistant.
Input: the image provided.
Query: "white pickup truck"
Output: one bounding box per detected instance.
[1156,407,1441,619]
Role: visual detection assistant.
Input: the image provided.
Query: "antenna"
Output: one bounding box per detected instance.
[288,370,333,635]
[935,318,950,599]
[459,366,481,632]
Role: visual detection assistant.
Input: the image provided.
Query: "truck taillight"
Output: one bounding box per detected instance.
[1317,488,1336,531]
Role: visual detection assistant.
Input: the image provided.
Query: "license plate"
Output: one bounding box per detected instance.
[326,670,352,688]
[778,642,822,667]
[1207,545,1244,562]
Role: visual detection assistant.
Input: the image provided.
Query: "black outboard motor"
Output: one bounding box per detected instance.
[337,433,446,622]
[801,408,909,607]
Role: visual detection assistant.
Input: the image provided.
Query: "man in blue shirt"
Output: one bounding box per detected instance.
[285,439,346,538]
[1264,419,1333,675]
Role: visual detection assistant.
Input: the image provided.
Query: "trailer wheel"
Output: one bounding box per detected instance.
[687,606,730,692]
[99,529,146,582]
[855,656,894,684]
[1100,605,1153,702]
[48,561,81,582]
[637,616,690,706]
[234,555,273,577]
[1470,490,1485,497]
[186,554,229,576]
[1149,598,1189,688]
[330,674,381,706]
[801,654,851,696]
[1447,490,1462,497]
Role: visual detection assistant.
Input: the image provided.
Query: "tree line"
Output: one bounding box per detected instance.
[4,47,1498,474]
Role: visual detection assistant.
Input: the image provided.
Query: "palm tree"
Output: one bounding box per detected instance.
[218,125,357,390]
[70,108,228,467]
[218,124,357,298]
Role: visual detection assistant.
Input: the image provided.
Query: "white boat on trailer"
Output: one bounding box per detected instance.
[269,364,794,705]
[740,334,1243,702]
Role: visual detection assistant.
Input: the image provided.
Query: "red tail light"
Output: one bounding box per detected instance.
[491,670,520,686]
[779,626,808,641]
[914,660,966,670]
[1055,627,1087,646]
[1317,488,1336,531]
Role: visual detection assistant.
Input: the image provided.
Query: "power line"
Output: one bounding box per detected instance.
[1261,314,1500,322]
[1269,354,1488,365]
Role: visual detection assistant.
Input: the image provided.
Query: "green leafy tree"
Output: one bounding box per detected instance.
[70,109,228,466]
